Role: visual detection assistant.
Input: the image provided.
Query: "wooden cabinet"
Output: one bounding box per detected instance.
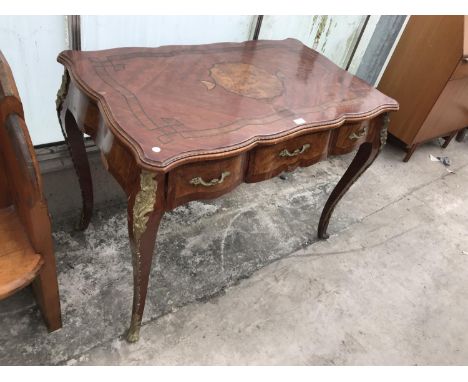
[378,16,468,161]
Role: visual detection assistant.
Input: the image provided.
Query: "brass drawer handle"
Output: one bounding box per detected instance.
[190,171,231,187]
[348,126,367,141]
[279,143,310,157]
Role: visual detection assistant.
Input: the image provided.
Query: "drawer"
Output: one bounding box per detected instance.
[450,59,468,81]
[166,154,247,210]
[246,130,330,182]
[329,121,370,155]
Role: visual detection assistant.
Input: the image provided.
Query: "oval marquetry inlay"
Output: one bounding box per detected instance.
[209,62,283,99]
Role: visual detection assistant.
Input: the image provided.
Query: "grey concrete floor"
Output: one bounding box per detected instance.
[1,139,468,365]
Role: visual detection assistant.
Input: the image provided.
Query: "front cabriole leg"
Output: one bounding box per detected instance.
[126,170,164,343]
[318,112,390,239]
[56,71,94,230]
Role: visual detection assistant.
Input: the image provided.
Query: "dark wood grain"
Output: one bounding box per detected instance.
[0,51,62,332]
[57,39,398,342]
[63,109,94,230]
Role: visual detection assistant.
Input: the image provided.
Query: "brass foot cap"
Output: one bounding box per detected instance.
[126,328,140,343]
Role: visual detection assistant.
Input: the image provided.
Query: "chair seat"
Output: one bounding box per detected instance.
[0,206,43,299]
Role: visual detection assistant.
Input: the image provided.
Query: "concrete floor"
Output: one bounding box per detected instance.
[1,139,468,365]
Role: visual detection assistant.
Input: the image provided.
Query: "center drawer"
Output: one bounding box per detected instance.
[245,130,331,182]
[166,154,247,210]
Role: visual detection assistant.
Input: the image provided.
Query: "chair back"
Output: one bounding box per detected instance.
[0,51,48,247]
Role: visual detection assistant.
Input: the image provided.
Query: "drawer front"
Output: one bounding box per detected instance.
[451,59,468,81]
[246,131,330,182]
[166,154,246,210]
[329,121,370,155]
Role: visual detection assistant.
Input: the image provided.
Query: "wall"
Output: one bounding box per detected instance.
[81,16,257,50]
[0,16,67,145]
[258,15,369,69]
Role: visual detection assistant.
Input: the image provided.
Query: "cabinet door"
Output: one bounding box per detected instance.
[415,76,468,143]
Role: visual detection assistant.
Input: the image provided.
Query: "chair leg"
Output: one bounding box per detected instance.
[30,206,62,332]
[32,262,62,332]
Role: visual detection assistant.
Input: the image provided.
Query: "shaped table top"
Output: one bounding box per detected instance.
[58,38,398,169]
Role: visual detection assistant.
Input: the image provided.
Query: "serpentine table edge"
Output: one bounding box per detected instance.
[55,39,398,342]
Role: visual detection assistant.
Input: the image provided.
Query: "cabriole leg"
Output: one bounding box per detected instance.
[318,113,389,239]
[126,171,164,343]
[60,109,94,230]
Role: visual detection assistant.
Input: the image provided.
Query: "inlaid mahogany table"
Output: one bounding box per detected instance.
[56,38,398,342]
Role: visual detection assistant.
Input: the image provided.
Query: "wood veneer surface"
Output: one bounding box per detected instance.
[59,38,398,170]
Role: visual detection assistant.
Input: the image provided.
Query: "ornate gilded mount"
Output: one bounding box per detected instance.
[132,171,158,244]
[126,171,158,343]
[127,313,142,343]
[380,113,390,150]
[56,70,70,114]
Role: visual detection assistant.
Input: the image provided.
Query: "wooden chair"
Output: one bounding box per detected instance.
[0,51,61,331]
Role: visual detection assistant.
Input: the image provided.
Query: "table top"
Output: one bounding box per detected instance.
[58,38,398,169]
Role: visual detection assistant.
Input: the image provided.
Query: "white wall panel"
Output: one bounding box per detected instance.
[81,16,256,50]
[374,16,410,86]
[0,16,68,145]
[347,16,380,75]
[258,15,367,68]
